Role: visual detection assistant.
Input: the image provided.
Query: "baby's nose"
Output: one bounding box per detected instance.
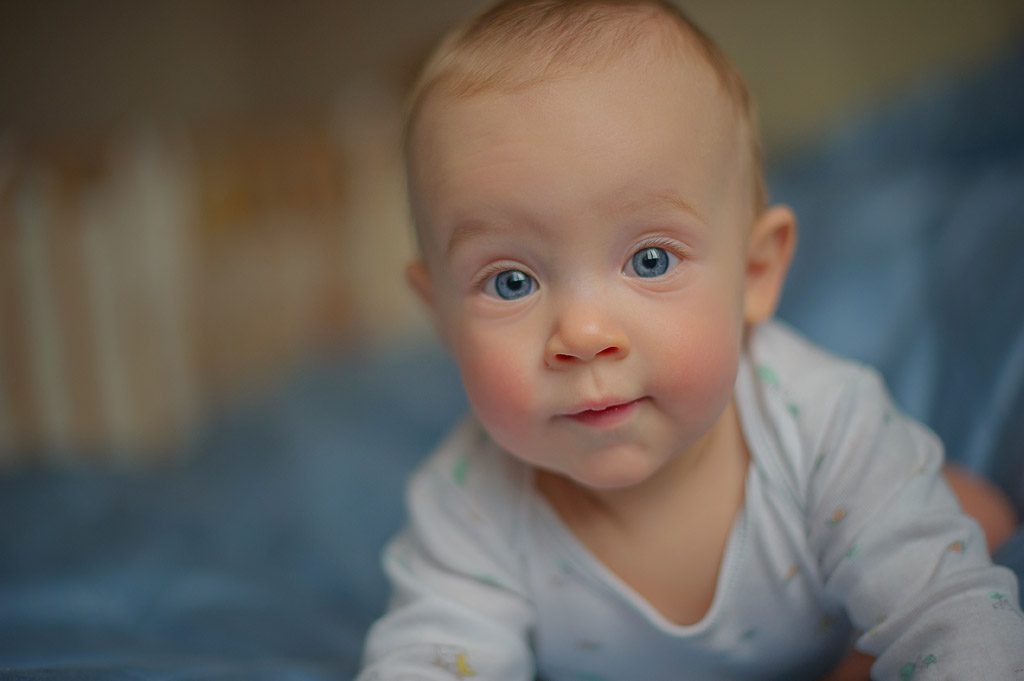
[544,305,630,367]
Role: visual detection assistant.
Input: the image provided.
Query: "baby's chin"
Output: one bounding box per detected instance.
[537,445,670,494]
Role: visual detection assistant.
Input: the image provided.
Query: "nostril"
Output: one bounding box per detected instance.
[552,346,620,363]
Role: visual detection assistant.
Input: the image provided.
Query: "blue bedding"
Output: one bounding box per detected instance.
[3,45,1023,679]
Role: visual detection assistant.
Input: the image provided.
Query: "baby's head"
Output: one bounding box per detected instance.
[405,0,770,251]
[403,0,796,491]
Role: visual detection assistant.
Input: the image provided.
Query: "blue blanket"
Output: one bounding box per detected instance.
[3,45,1023,679]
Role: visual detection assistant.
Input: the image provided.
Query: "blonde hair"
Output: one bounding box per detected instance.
[404,0,767,217]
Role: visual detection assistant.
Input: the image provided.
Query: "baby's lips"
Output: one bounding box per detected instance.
[564,398,645,426]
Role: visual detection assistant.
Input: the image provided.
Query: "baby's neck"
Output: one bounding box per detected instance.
[535,400,751,626]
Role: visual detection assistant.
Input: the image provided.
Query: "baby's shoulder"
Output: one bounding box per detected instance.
[748,319,890,419]
[743,321,909,495]
[407,417,532,536]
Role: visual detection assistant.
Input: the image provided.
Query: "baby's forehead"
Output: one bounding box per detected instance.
[405,4,756,178]
[414,51,740,169]
[409,68,750,252]
[404,3,764,248]
[409,35,745,181]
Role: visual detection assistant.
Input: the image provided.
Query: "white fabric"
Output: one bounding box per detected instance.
[359,320,1024,681]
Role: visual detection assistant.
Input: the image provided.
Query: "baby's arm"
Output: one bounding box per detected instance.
[810,372,1024,679]
[358,426,535,681]
[821,464,1020,681]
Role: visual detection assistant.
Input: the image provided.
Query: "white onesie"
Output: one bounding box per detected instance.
[359,321,1024,681]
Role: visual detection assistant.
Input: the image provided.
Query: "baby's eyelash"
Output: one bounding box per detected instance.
[633,236,688,258]
[472,261,524,290]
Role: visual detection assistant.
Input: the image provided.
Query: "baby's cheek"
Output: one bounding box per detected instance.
[457,339,537,448]
[651,306,740,416]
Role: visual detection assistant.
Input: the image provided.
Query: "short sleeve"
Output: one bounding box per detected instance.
[358,422,536,681]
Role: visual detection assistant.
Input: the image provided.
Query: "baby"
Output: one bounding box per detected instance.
[359,1,1024,679]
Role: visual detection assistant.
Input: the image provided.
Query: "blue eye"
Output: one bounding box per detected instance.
[628,247,674,278]
[487,269,536,300]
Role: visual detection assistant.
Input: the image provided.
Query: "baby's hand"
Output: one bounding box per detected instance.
[820,650,872,681]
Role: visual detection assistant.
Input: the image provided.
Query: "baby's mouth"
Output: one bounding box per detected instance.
[565,398,644,427]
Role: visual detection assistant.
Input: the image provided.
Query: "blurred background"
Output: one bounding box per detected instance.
[2,0,1023,465]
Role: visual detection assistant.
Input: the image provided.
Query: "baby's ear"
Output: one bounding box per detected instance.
[405,259,435,311]
[406,259,453,348]
[743,205,797,325]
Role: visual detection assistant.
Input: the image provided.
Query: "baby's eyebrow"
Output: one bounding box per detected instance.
[610,190,707,224]
[443,191,704,259]
[445,220,495,259]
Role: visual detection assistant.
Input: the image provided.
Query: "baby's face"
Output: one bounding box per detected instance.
[407,53,758,491]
